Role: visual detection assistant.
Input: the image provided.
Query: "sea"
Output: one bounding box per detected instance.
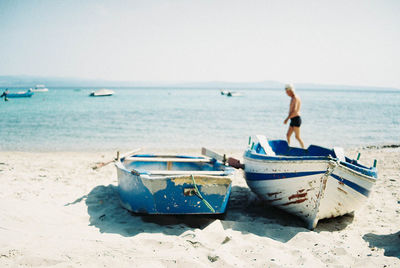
[1,87,399,152]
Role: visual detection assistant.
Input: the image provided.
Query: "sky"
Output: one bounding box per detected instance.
[0,0,399,88]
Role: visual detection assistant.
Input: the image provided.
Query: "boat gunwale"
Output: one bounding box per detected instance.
[116,166,233,184]
[244,150,332,163]
[244,151,376,197]
[115,154,235,178]
[244,149,377,179]
[333,161,377,183]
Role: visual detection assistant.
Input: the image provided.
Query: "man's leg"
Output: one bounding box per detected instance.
[286,126,294,145]
[293,127,305,148]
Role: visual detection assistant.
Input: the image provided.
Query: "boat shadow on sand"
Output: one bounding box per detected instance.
[70,184,354,242]
[362,232,400,258]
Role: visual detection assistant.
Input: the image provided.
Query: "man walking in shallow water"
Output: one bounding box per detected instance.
[283,84,305,148]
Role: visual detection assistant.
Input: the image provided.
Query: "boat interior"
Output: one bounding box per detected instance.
[252,139,377,176]
[121,154,230,175]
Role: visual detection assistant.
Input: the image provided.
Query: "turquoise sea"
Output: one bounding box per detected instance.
[1,87,399,152]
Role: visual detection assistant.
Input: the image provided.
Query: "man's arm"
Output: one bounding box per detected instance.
[284,98,296,124]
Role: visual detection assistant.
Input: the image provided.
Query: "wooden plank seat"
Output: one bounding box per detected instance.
[124,157,211,163]
[138,170,226,175]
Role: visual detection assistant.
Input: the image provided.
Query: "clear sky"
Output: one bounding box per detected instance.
[0,0,399,88]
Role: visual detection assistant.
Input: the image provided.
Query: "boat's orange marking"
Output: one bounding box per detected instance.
[282,198,307,206]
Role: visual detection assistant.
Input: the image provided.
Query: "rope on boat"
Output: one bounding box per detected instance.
[310,160,338,229]
[191,175,216,213]
[325,161,337,177]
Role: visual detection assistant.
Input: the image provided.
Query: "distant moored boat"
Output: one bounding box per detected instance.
[3,89,34,98]
[221,90,242,97]
[89,89,114,97]
[31,84,49,92]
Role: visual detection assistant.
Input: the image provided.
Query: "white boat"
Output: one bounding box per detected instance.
[226,91,242,97]
[220,90,242,97]
[241,135,378,229]
[89,89,114,97]
[31,84,49,92]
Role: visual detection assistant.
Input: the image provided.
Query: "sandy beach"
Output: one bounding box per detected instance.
[0,146,399,267]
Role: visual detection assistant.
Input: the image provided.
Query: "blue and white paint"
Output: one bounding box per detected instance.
[243,135,378,229]
[3,89,34,98]
[115,153,234,215]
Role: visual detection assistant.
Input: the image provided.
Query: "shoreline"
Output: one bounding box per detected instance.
[1,142,399,153]
[0,146,399,266]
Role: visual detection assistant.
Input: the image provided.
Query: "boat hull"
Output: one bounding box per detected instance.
[115,155,233,214]
[6,92,34,98]
[317,163,374,220]
[89,89,114,97]
[32,85,48,92]
[244,151,376,229]
[89,93,113,97]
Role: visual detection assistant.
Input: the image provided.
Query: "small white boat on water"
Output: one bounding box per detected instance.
[226,91,242,97]
[239,135,378,229]
[220,90,242,97]
[89,89,114,97]
[31,84,49,92]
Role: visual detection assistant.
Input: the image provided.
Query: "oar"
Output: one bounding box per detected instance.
[92,148,141,170]
[201,147,244,169]
[201,147,226,163]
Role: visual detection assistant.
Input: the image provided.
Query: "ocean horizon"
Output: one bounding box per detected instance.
[1,86,399,152]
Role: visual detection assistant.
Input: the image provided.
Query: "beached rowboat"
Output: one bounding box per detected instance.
[242,135,378,229]
[115,152,234,214]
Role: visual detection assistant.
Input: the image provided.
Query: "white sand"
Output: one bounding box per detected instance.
[0,148,399,267]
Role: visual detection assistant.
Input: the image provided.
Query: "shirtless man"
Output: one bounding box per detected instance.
[283,84,305,148]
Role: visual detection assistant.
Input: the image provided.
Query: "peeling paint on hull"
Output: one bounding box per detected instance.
[244,150,377,229]
[115,154,234,214]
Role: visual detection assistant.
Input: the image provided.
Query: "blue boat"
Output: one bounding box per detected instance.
[238,135,378,229]
[115,152,234,214]
[3,89,34,98]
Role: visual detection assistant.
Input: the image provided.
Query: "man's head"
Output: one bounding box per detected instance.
[285,83,295,97]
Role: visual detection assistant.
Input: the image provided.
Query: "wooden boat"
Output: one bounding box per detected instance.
[4,89,34,98]
[114,152,234,214]
[89,89,114,97]
[241,135,378,229]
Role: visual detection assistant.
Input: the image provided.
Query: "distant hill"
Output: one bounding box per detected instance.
[173,80,284,89]
[0,75,140,88]
[0,75,397,91]
[0,75,284,88]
